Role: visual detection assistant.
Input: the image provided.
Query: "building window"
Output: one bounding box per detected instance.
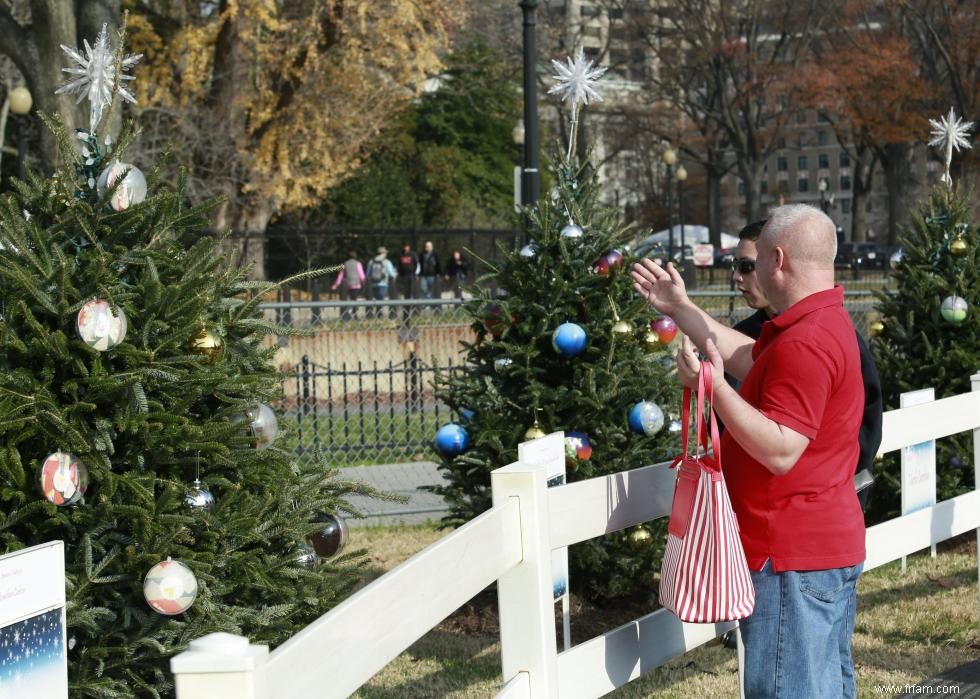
[761,180,768,195]
[819,153,829,169]
[818,111,831,123]
[777,138,786,149]
[778,155,788,171]
[737,179,746,196]
[840,152,850,168]
[818,131,828,146]
[798,178,809,193]
[798,155,808,170]
[580,4,599,17]
[840,174,852,190]
[841,199,852,214]
[609,7,624,19]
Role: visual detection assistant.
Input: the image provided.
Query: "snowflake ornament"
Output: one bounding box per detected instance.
[928,107,974,186]
[55,24,142,133]
[548,48,607,107]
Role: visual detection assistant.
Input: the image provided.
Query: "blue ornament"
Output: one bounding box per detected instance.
[629,401,665,436]
[552,322,587,358]
[459,408,476,423]
[564,431,593,469]
[434,423,470,458]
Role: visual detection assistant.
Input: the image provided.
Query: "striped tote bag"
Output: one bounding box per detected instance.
[658,361,755,623]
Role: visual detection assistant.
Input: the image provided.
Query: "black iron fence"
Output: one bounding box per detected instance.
[264,290,886,467]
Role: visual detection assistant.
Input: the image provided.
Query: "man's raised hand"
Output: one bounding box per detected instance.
[631,259,689,316]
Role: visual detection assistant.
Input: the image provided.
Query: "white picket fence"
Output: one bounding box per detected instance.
[171,374,980,699]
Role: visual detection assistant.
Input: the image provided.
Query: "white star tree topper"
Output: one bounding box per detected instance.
[55,23,142,134]
[548,48,607,160]
[927,107,974,186]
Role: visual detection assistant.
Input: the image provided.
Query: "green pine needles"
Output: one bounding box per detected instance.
[870,182,978,522]
[0,123,369,697]
[433,159,683,601]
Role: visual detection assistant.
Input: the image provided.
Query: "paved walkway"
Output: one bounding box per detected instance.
[338,461,449,527]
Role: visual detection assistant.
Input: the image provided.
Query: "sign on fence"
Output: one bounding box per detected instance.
[900,388,937,570]
[0,541,68,698]
[692,244,714,267]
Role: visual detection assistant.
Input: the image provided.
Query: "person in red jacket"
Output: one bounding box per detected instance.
[633,204,865,699]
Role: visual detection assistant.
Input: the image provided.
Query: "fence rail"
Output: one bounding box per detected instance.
[171,373,980,699]
[263,290,885,467]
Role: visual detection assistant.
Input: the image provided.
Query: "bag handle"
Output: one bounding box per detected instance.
[676,361,722,472]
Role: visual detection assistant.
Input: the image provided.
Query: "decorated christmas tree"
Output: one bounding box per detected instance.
[432,50,682,601]
[870,108,977,521]
[0,25,368,697]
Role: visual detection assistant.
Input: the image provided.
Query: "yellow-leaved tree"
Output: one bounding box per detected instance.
[127,1,465,276]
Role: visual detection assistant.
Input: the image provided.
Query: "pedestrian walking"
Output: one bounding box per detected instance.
[444,249,468,299]
[331,250,365,320]
[366,246,398,319]
[419,240,441,301]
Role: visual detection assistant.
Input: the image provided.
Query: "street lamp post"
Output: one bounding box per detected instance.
[519,1,540,212]
[818,177,835,218]
[662,148,677,262]
[7,86,31,181]
[512,118,525,216]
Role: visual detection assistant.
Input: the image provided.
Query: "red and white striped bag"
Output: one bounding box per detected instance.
[658,361,755,623]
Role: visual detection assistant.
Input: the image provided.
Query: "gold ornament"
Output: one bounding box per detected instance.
[190,329,224,362]
[869,320,884,337]
[524,422,547,440]
[642,330,660,353]
[950,238,968,256]
[612,320,631,337]
[628,526,653,550]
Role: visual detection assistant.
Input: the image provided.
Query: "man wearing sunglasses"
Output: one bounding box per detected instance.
[632,205,867,699]
[728,220,882,511]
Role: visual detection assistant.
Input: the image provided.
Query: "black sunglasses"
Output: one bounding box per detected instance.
[731,258,756,274]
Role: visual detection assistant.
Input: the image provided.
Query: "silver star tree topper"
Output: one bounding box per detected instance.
[55,23,142,133]
[548,48,607,160]
[928,107,974,186]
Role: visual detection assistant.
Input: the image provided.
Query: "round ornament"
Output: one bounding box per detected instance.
[628,526,654,550]
[519,242,538,259]
[869,320,884,337]
[560,223,584,240]
[246,403,279,449]
[611,320,631,338]
[296,543,318,569]
[564,431,592,468]
[185,480,214,511]
[629,401,665,436]
[143,559,198,615]
[190,329,224,362]
[494,357,514,372]
[76,299,127,351]
[651,317,678,345]
[552,322,587,358]
[641,330,660,354]
[39,451,88,506]
[591,249,624,276]
[483,303,513,338]
[96,160,147,212]
[950,238,968,256]
[524,423,547,440]
[307,513,349,558]
[434,423,470,458]
[940,295,968,324]
[667,419,683,434]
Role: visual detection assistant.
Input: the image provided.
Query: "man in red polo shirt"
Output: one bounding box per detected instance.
[632,204,865,699]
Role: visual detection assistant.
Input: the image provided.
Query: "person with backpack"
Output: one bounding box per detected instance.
[367,246,397,319]
[331,250,366,320]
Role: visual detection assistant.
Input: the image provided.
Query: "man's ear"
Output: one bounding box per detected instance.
[774,246,786,271]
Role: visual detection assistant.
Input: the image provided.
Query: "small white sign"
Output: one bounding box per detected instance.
[0,541,68,698]
[900,388,936,516]
[518,433,569,601]
[693,244,714,267]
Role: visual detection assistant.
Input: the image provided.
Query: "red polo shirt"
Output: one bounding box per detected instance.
[721,286,866,572]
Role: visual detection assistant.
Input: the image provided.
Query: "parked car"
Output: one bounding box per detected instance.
[835,242,887,271]
[636,241,692,264]
[714,247,736,269]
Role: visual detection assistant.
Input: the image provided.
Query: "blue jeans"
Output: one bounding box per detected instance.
[740,560,863,699]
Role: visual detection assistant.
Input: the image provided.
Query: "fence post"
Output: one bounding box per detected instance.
[301,355,311,418]
[972,372,980,608]
[171,632,268,699]
[491,446,560,698]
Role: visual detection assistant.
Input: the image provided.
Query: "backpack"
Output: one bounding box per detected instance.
[369,259,387,283]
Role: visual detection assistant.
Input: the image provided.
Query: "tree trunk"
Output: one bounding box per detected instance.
[738,161,765,223]
[214,195,271,281]
[850,146,876,243]
[879,143,912,246]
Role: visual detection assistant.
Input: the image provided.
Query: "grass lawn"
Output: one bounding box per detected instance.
[347,524,979,698]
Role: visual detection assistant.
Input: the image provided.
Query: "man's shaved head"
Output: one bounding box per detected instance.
[761,204,837,270]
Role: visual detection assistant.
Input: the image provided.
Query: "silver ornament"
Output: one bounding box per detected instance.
[668,420,683,434]
[494,357,514,371]
[185,480,214,511]
[296,543,318,568]
[560,223,584,240]
[519,242,538,259]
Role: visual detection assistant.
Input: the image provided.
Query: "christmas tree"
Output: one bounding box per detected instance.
[870,109,977,522]
[432,50,682,601]
[0,25,369,697]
